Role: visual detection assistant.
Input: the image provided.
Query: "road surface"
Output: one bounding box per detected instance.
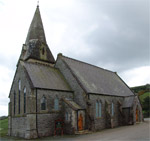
[1,118,150,140]
[45,118,150,141]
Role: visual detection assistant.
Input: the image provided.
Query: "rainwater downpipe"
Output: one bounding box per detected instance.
[36,88,39,137]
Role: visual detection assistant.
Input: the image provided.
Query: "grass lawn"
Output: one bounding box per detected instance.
[139,92,150,102]
[0,117,8,137]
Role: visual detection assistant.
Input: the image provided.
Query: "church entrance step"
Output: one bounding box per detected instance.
[75,130,92,135]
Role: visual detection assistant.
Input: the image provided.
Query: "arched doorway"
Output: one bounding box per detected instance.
[78,113,83,131]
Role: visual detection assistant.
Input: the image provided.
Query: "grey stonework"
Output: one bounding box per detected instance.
[55,57,87,109]
[10,117,27,138]
[8,62,33,138]
[8,55,143,139]
[55,57,91,130]
[132,96,143,123]
[35,89,73,137]
[36,89,73,113]
[62,100,86,134]
[62,102,76,134]
[8,6,143,139]
[88,94,124,131]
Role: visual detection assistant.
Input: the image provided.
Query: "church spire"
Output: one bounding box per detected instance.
[20,6,55,64]
[25,5,46,44]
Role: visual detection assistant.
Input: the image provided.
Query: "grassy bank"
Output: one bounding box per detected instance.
[0,117,8,137]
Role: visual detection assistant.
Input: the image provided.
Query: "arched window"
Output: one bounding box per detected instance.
[65,112,70,121]
[96,101,99,118]
[54,98,59,110]
[24,88,26,113]
[96,101,102,118]
[112,103,114,116]
[18,80,21,114]
[65,112,68,121]
[99,102,102,117]
[42,47,45,55]
[19,80,21,90]
[41,96,46,110]
[14,92,16,115]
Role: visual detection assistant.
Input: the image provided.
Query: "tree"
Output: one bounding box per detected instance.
[142,96,150,118]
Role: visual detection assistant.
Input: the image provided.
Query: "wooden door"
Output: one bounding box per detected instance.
[136,108,138,122]
[78,113,83,131]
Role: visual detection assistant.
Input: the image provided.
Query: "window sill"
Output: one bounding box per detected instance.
[52,109,60,113]
[40,109,48,113]
[96,117,102,119]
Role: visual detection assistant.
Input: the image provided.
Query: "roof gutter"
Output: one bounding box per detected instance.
[35,87,73,93]
[88,92,132,98]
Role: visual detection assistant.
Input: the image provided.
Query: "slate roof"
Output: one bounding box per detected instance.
[63,98,83,110]
[23,62,71,91]
[25,6,46,44]
[61,55,134,97]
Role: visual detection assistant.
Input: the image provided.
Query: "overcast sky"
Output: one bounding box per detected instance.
[0,0,149,116]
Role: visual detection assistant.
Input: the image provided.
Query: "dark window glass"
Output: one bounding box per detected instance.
[112,103,114,116]
[24,88,26,113]
[96,101,98,118]
[18,80,21,114]
[42,47,45,55]
[41,96,46,110]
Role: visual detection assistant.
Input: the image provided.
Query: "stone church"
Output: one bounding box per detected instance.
[8,6,143,139]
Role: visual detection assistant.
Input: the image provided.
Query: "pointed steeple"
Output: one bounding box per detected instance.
[20,6,55,64]
[25,5,46,44]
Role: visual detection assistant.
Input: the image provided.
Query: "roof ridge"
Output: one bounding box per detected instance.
[61,55,115,74]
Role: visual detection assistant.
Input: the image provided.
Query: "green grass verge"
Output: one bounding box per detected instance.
[0,118,8,137]
[139,92,150,102]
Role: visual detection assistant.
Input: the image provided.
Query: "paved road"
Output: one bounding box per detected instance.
[47,118,150,141]
[71,119,150,141]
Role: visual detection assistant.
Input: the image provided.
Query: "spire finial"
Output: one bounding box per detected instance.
[37,0,39,7]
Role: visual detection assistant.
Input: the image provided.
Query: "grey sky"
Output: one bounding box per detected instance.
[0,0,149,116]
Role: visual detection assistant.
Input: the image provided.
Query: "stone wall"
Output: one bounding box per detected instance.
[122,108,130,125]
[9,62,74,139]
[36,89,73,137]
[8,62,33,138]
[37,113,59,137]
[132,96,143,124]
[9,62,32,117]
[36,89,73,113]
[55,58,87,109]
[89,94,124,131]
[56,58,90,130]
[11,117,27,138]
[62,102,76,134]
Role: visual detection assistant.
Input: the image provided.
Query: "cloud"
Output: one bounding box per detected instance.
[0,65,13,116]
[119,66,150,87]
[78,0,149,72]
[0,105,8,116]
[0,0,149,116]
[43,0,149,74]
